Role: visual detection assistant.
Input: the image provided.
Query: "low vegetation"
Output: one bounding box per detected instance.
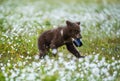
[0,0,120,81]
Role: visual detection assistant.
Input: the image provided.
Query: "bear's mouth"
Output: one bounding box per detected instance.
[72,38,75,41]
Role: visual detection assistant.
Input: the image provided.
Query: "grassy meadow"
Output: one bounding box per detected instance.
[0,0,120,81]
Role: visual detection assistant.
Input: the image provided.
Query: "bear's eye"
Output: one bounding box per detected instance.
[75,30,79,33]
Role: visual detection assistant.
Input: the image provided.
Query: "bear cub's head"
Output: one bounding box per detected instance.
[66,20,82,39]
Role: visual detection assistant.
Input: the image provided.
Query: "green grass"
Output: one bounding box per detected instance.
[0,0,120,81]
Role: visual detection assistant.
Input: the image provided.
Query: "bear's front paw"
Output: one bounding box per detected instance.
[79,56,85,58]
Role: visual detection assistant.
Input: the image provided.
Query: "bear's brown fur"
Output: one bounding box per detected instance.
[38,20,84,58]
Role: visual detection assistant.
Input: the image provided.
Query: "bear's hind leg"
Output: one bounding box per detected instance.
[39,51,47,59]
[38,44,49,59]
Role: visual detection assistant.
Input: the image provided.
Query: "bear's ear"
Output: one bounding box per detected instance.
[66,20,72,26]
[76,22,80,25]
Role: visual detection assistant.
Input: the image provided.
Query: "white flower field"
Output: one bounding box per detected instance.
[0,0,120,81]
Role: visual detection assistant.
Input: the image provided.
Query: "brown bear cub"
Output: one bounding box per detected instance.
[38,20,84,58]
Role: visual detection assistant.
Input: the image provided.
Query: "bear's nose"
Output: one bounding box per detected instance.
[76,34,82,39]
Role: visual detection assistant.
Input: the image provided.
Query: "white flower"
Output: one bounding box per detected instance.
[91,67,100,77]
[52,49,57,54]
[7,63,11,67]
